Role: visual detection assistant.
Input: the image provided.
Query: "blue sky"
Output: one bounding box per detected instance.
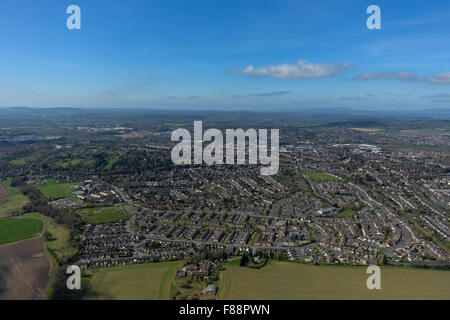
[1,0,450,110]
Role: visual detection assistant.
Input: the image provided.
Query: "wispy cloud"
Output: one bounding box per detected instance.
[425,72,450,84]
[230,60,353,79]
[339,96,369,101]
[353,72,419,81]
[233,91,292,98]
[166,95,202,100]
[421,93,450,99]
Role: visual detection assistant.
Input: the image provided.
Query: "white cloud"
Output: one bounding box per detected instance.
[353,72,418,81]
[230,60,353,79]
[425,72,450,84]
[234,91,292,98]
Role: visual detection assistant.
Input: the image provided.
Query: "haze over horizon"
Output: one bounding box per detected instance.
[1,0,450,110]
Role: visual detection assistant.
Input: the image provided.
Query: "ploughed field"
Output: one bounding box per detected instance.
[0,237,50,300]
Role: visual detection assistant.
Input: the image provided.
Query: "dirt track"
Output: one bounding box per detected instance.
[0,183,7,199]
[0,237,50,300]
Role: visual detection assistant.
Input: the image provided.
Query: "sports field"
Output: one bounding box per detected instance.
[0,180,30,218]
[217,261,450,300]
[36,179,81,200]
[85,261,182,300]
[0,218,43,245]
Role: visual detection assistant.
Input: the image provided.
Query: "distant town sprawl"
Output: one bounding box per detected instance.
[0,109,448,272]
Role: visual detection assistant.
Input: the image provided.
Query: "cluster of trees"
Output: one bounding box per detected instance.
[188,249,229,265]
[11,177,81,229]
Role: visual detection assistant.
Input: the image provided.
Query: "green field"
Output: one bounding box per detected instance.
[85,261,182,300]
[0,218,43,245]
[57,159,83,168]
[36,179,81,200]
[305,171,340,182]
[0,180,30,218]
[104,151,124,170]
[82,260,450,300]
[337,208,357,218]
[77,206,131,224]
[9,158,27,165]
[21,212,76,298]
[217,261,450,300]
[23,212,75,262]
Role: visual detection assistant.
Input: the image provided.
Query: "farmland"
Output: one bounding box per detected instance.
[23,212,75,263]
[82,260,450,300]
[36,179,81,200]
[0,218,43,245]
[217,261,450,300]
[85,261,182,300]
[0,237,50,300]
[0,180,30,218]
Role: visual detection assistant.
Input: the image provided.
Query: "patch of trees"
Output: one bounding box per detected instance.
[12,176,82,229]
[239,253,249,266]
[188,249,229,264]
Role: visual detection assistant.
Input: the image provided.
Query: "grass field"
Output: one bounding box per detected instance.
[0,180,30,218]
[77,205,131,224]
[9,158,27,165]
[85,261,182,300]
[36,179,81,200]
[336,208,357,218]
[0,218,43,245]
[217,261,450,300]
[23,212,75,262]
[104,151,124,170]
[58,158,83,168]
[305,171,340,182]
[21,212,76,298]
[83,260,450,300]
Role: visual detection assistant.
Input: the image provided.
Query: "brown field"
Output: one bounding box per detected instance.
[399,129,450,136]
[349,128,382,132]
[0,237,50,300]
[0,183,7,199]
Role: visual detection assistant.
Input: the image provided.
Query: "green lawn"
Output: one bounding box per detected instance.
[77,206,131,224]
[217,261,450,300]
[85,261,183,300]
[58,159,83,168]
[9,158,27,165]
[36,179,81,200]
[0,180,30,218]
[305,171,340,182]
[104,151,123,170]
[337,208,357,218]
[0,218,43,245]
